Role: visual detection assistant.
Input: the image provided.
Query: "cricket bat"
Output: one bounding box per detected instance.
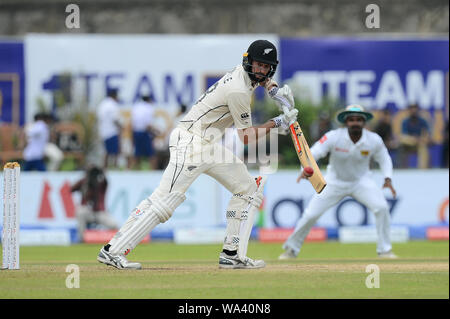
[288,119,327,193]
[268,85,327,193]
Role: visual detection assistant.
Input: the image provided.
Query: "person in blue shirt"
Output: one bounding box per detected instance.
[399,104,430,168]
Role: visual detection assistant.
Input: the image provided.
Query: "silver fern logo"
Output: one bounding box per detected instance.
[263,48,273,55]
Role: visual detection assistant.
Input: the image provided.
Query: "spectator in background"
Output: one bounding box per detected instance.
[23,113,49,171]
[130,95,159,170]
[43,113,64,171]
[71,166,118,242]
[398,104,430,168]
[97,88,123,169]
[374,108,398,166]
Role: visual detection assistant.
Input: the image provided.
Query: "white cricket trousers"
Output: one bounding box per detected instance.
[108,127,257,255]
[283,177,392,254]
[154,127,255,199]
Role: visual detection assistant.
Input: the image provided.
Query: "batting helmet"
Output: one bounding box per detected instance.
[243,40,279,83]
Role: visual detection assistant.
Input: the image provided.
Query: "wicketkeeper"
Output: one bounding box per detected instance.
[97,39,298,269]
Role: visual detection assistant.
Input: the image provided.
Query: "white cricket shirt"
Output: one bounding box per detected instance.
[97,97,121,139]
[311,128,393,186]
[23,120,49,161]
[178,65,256,143]
[131,100,155,132]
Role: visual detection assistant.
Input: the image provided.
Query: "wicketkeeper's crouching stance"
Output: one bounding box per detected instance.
[97,39,298,269]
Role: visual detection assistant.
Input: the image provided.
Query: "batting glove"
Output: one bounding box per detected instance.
[272,108,298,131]
[268,85,295,111]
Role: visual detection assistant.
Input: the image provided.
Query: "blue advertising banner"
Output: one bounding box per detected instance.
[280,38,448,111]
[280,38,449,167]
[0,41,25,125]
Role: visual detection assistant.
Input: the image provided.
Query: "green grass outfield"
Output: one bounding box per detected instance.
[0,240,448,299]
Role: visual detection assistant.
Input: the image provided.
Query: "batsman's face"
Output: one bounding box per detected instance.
[252,61,271,80]
[346,116,365,134]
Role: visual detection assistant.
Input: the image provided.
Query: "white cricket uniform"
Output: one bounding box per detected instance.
[161,64,256,195]
[108,65,261,255]
[222,127,245,161]
[97,97,121,140]
[23,120,49,161]
[131,100,155,132]
[283,127,394,254]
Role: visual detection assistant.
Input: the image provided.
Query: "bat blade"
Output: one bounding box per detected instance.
[289,121,327,193]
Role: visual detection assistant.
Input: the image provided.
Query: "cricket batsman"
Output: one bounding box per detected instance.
[97,39,298,269]
[279,105,398,260]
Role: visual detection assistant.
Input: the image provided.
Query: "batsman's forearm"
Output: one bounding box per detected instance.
[238,121,276,145]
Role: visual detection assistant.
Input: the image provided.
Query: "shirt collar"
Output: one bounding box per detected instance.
[238,64,257,91]
[345,127,366,145]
